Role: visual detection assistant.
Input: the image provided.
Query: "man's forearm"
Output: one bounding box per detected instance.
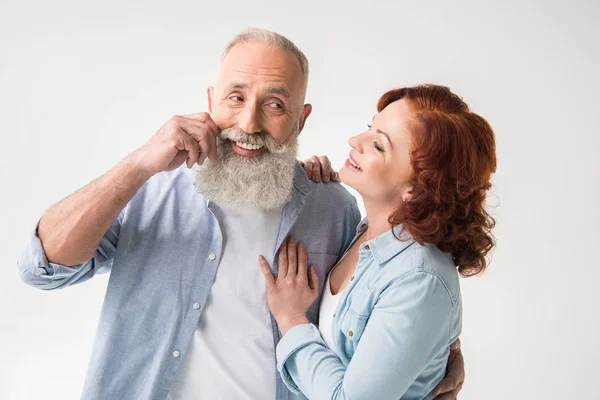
[38,150,153,266]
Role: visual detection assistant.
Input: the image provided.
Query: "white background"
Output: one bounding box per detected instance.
[1,0,598,399]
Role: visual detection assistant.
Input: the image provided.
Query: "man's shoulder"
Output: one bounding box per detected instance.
[129,165,207,214]
[139,165,197,194]
[305,180,357,210]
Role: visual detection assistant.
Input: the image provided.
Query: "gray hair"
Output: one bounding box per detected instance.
[221,28,309,91]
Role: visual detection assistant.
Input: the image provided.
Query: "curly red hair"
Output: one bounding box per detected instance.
[379,85,497,277]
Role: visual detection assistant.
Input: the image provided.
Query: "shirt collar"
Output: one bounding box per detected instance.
[355,218,416,265]
[291,161,311,195]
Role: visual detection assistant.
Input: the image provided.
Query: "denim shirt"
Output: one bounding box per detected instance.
[276,222,462,400]
[18,162,361,400]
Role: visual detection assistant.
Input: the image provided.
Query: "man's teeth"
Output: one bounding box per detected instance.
[235,141,264,151]
[350,159,362,171]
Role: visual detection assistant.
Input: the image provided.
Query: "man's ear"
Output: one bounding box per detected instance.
[207,86,215,114]
[298,104,313,134]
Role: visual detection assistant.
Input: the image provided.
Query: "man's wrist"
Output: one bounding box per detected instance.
[122,149,156,183]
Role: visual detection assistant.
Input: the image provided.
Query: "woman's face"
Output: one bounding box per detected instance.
[339,99,413,203]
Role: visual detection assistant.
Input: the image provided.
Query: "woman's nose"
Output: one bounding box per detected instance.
[348,134,363,153]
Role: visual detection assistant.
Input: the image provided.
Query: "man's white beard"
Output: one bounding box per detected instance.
[194,127,299,210]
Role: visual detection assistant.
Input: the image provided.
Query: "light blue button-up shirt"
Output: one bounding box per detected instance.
[18,163,361,400]
[276,223,462,400]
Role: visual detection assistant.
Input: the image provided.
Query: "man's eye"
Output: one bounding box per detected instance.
[229,96,243,102]
[268,102,284,110]
[374,141,384,152]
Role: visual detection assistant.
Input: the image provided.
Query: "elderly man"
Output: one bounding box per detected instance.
[18,29,464,399]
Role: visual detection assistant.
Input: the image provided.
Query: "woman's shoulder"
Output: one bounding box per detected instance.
[374,240,461,306]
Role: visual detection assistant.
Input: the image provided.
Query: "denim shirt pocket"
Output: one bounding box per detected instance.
[339,307,369,355]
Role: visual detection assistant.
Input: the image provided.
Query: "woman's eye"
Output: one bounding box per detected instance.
[374,141,384,152]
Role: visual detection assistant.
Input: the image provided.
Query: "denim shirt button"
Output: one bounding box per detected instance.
[348,330,354,337]
[364,245,370,251]
[172,351,180,358]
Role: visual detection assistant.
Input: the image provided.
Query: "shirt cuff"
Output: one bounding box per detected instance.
[18,223,93,286]
[276,323,326,394]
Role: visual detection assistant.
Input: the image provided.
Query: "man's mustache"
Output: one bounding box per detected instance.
[219,127,268,147]
[218,127,293,155]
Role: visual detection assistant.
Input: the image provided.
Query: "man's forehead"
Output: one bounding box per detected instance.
[216,42,305,95]
[226,82,291,98]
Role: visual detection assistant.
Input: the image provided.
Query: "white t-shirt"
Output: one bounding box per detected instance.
[318,272,345,353]
[170,204,283,400]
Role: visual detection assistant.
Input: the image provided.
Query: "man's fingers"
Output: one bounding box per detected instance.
[184,133,200,168]
[433,389,458,400]
[433,376,462,397]
[450,338,461,351]
[178,118,218,164]
[258,255,276,289]
[181,112,219,134]
[286,237,297,278]
[177,121,212,165]
[173,130,200,168]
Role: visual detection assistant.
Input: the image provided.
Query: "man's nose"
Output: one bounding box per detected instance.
[237,104,262,135]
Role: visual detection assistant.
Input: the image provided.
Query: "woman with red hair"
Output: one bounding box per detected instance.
[259,84,497,399]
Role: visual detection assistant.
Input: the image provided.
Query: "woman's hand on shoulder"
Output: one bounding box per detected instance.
[300,155,339,183]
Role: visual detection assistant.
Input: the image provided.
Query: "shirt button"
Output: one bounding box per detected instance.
[348,331,354,337]
[193,302,200,310]
[361,223,366,229]
[333,313,336,318]
[173,350,180,358]
[208,254,216,260]
[364,245,370,250]
[351,276,355,281]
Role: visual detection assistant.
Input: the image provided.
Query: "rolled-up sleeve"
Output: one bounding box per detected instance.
[276,270,455,400]
[18,210,124,290]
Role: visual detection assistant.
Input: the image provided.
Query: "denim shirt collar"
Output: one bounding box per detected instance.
[355,218,416,265]
[291,161,311,195]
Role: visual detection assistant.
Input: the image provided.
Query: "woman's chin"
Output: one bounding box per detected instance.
[338,167,357,189]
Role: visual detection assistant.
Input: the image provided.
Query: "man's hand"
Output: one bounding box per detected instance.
[433,339,465,399]
[300,155,339,183]
[135,112,219,176]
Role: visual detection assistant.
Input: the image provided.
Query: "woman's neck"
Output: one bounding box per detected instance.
[362,197,399,241]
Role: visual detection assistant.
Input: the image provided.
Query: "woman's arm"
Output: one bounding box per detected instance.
[271,266,456,399]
